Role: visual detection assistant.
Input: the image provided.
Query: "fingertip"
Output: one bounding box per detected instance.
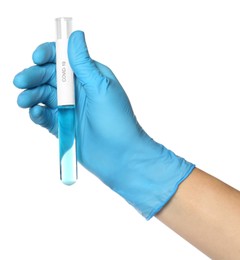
[32,46,45,64]
[32,42,56,65]
[69,30,85,42]
[29,105,43,122]
[17,92,27,108]
[29,106,58,136]
[13,72,27,89]
[68,30,88,59]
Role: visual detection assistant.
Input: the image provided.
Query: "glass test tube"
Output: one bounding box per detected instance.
[55,17,78,185]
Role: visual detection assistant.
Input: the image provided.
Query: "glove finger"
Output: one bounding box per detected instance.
[29,105,58,136]
[13,64,56,89]
[68,31,109,93]
[32,42,56,65]
[17,85,57,109]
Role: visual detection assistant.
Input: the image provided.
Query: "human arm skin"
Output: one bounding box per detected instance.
[156,168,240,259]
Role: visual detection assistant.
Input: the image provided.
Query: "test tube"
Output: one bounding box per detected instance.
[55,17,78,185]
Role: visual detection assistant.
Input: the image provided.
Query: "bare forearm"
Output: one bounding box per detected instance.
[156,168,240,259]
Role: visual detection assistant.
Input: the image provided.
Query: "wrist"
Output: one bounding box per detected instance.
[112,137,195,219]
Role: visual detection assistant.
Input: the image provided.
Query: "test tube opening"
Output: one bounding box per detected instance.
[55,17,72,39]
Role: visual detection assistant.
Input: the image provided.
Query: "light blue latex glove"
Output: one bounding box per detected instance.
[14,31,195,219]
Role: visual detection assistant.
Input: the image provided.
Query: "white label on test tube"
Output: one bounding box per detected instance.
[56,17,75,106]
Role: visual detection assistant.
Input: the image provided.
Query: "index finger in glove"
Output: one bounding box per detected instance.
[32,42,56,65]
[13,64,56,89]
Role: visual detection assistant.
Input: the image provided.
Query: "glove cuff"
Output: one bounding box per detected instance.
[112,141,195,220]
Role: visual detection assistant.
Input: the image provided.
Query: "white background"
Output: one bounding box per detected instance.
[0,0,239,259]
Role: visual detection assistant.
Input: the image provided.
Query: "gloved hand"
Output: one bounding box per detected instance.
[14,31,195,219]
